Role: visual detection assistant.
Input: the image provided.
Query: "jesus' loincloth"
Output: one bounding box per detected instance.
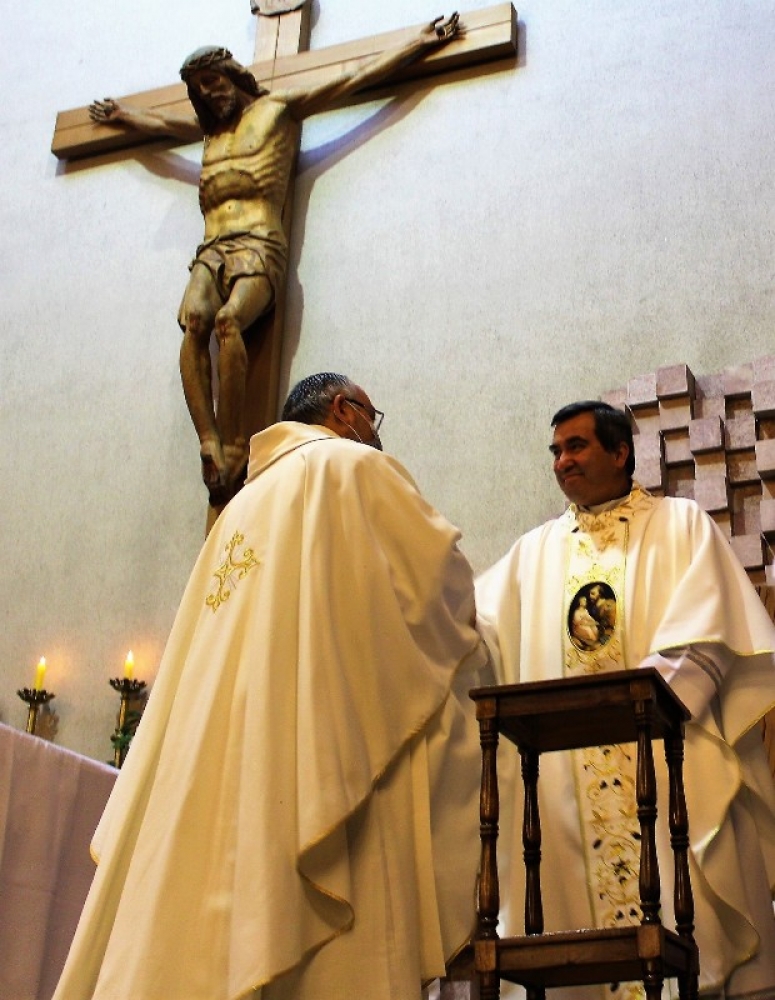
[178,230,288,325]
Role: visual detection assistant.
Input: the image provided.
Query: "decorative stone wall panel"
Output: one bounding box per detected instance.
[602,356,775,774]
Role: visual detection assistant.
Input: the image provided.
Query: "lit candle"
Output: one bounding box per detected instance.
[34,657,47,691]
[124,651,135,680]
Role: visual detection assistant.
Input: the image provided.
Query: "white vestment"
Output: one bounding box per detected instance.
[476,486,775,999]
[53,422,487,1000]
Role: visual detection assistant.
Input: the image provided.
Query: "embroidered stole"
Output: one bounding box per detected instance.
[562,492,651,1000]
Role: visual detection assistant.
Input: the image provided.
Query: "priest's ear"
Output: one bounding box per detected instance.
[613,441,630,469]
[329,392,350,421]
[325,392,355,438]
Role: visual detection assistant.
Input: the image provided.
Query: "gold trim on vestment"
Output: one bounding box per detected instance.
[564,497,646,1000]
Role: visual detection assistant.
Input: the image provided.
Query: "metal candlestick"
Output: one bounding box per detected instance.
[17,687,55,735]
[109,677,147,768]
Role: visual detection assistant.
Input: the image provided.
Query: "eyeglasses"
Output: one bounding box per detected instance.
[345,398,384,432]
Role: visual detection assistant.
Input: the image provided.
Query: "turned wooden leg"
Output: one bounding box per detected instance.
[634,697,661,925]
[521,747,543,936]
[643,960,664,1000]
[479,971,500,1000]
[664,728,699,1000]
[476,704,501,1000]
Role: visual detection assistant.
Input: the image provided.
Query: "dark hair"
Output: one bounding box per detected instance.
[281,373,351,424]
[179,46,267,134]
[551,400,635,478]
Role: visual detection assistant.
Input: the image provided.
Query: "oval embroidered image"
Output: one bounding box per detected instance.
[568,581,617,651]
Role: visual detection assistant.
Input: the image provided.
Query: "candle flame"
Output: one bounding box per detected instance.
[34,657,47,691]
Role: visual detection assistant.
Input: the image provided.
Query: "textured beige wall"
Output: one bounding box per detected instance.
[2,0,774,759]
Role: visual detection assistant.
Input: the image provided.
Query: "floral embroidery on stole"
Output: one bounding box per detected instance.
[562,487,653,1000]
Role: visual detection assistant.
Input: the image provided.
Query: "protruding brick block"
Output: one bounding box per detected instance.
[634,432,663,461]
[627,372,658,409]
[727,451,760,485]
[666,469,695,500]
[731,488,762,534]
[689,416,723,454]
[730,534,765,571]
[695,450,726,479]
[755,439,775,479]
[722,364,753,399]
[694,475,729,513]
[693,396,725,420]
[752,380,775,418]
[656,364,696,400]
[634,455,665,492]
[631,408,661,434]
[760,498,775,539]
[664,431,693,467]
[659,398,693,432]
[724,413,756,451]
[695,372,725,400]
[730,483,759,509]
[711,511,732,537]
[600,388,627,411]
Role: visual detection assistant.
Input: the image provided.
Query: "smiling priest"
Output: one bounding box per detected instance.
[52,373,487,1000]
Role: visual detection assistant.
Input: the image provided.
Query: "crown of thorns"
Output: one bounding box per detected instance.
[180,47,234,80]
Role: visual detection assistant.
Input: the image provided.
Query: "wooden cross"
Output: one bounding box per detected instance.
[52,3,517,528]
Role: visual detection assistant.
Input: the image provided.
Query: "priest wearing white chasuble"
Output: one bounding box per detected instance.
[476,401,775,1000]
[53,373,487,1000]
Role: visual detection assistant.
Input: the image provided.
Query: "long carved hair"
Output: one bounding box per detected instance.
[179,47,268,133]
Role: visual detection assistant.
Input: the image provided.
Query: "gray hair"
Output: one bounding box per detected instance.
[281,373,351,424]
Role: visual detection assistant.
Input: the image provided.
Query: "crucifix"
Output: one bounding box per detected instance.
[52,2,517,530]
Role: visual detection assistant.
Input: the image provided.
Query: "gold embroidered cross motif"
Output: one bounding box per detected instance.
[206,531,259,612]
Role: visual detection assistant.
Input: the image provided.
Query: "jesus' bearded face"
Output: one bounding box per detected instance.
[188,68,240,124]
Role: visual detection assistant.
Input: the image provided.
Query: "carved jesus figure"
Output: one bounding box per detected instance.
[90,14,460,503]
